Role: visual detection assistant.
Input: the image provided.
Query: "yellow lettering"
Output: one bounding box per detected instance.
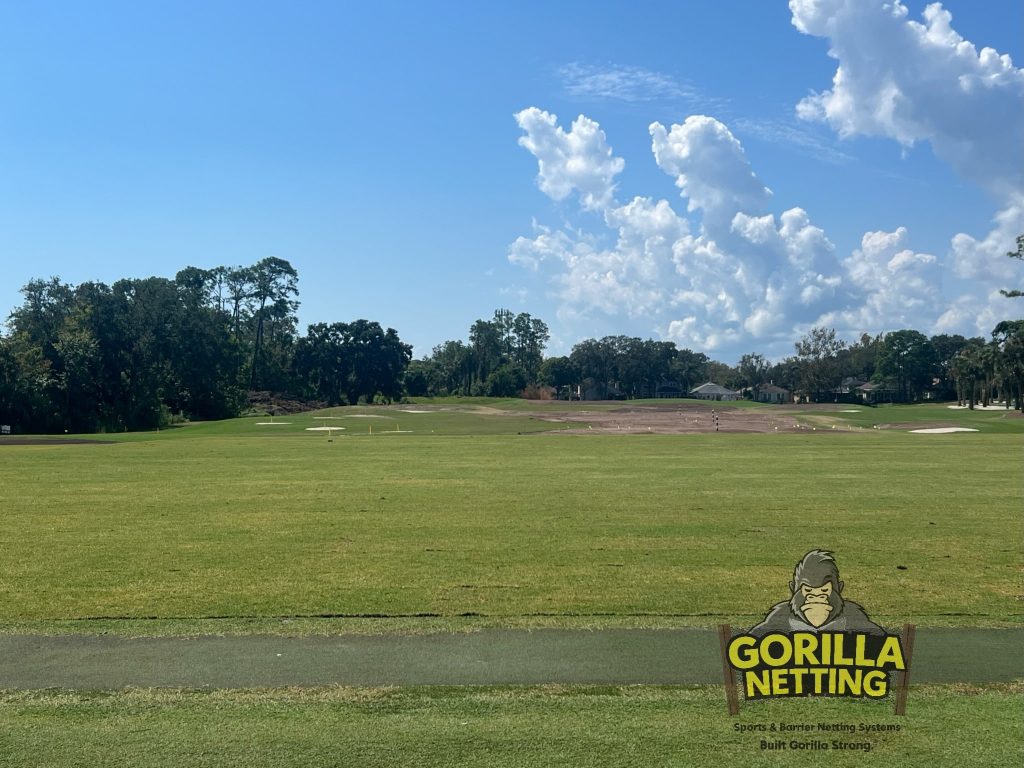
[728,636,759,669]
[761,634,792,667]
[833,634,853,666]
[730,632,905,700]
[863,670,889,697]
[876,636,906,670]
[838,668,862,695]
[811,667,829,692]
[854,634,874,667]
[793,633,819,666]
[791,667,806,695]
[745,670,771,697]
[771,668,790,695]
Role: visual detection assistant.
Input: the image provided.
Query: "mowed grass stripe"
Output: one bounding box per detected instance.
[1,429,1018,629]
[0,685,1021,768]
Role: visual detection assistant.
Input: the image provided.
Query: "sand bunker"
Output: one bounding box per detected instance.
[947,405,1012,411]
[305,426,346,432]
[839,409,861,413]
[399,409,432,413]
[909,427,979,434]
[341,414,393,419]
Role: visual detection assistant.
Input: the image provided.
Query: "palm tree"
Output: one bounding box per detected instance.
[992,320,1024,411]
[952,345,985,409]
[979,343,998,408]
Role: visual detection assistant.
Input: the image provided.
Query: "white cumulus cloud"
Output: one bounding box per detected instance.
[511,109,869,355]
[790,0,1024,198]
[936,198,1024,335]
[514,107,625,212]
[935,290,1020,338]
[650,116,772,230]
[513,0,1024,360]
[833,227,940,332]
[788,0,1024,343]
[507,197,684,319]
[731,208,845,338]
[950,197,1024,286]
[506,4,1023,361]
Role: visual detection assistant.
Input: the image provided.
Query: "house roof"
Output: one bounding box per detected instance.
[761,383,790,394]
[690,382,739,396]
[834,376,868,393]
[857,381,897,392]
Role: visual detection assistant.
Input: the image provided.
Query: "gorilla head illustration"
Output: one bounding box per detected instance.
[749,550,885,637]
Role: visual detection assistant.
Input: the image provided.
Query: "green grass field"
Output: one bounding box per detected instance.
[801,401,1023,433]
[0,399,1020,766]
[1,684,1020,768]
[0,402,1019,633]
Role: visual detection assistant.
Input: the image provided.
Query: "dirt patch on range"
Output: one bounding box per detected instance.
[534,402,803,434]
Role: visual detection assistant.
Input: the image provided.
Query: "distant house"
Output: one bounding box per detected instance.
[756,383,791,404]
[689,382,741,401]
[856,381,898,404]
[835,377,867,395]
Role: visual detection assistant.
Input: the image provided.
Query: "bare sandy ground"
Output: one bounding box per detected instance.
[371,401,877,434]
[507,401,1019,435]
[388,400,1019,435]
[541,403,802,434]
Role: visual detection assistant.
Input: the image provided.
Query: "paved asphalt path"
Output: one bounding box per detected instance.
[0,629,1020,689]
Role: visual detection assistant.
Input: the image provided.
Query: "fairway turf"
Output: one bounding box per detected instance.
[0,406,1020,633]
[1,401,1020,767]
[0,684,1020,768]
[800,402,1024,433]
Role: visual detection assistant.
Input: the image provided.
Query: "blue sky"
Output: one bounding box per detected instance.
[1,0,1021,362]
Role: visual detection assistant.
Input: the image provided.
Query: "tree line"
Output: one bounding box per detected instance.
[410,234,1024,407]
[760,325,1023,409]
[413,321,1023,412]
[404,309,550,398]
[2,258,1021,433]
[0,259,412,432]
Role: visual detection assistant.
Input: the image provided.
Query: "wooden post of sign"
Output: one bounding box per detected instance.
[894,623,916,715]
[718,624,740,716]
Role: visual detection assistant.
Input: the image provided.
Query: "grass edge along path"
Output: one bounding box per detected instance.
[0,684,1020,768]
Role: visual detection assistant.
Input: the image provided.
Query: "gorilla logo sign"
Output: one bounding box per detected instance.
[749,549,884,636]
[719,550,914,713]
